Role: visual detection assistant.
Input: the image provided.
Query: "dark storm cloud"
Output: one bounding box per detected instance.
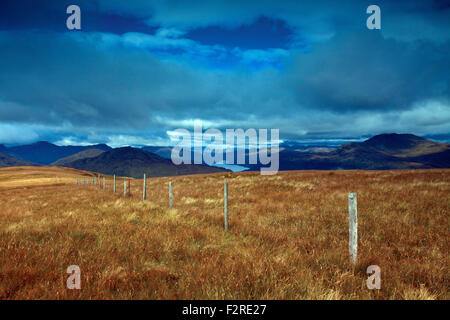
[286,31,450,112]
[0,0,449,145]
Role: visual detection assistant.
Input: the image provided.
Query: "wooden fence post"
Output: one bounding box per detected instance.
[113,175,116,193]
[103,177,106,190]
[224,182,228,230]
[348,193,358,264]
[169,181,173,209]
[124,180,127,197]
[143,174,146,201]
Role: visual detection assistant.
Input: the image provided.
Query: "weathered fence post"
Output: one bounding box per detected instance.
[224,182,228,230]
[348,193,358,264]
[124,180,127,197]
[103,177,106,190]
[169,181,173,209]
[113,174,116,193]
[143,174,146,201]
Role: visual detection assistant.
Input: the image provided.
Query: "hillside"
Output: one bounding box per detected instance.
[51,148,106,166]
[141,146,173,159]
[63,147,229,178]
[0,153,38,167]
[0,166,448,299]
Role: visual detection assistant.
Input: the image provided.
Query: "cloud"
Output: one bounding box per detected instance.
[0,123,39,145]
[285,31,450,112]
[232,48,290,66]
[95,0,450,44]
[0,1,449,145]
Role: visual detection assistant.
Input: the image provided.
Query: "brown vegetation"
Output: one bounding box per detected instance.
[0,166,448,299]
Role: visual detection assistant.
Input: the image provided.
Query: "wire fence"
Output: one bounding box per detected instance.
[74,173,449,290]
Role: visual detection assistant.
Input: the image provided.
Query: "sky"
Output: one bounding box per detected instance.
[0,0,449,147]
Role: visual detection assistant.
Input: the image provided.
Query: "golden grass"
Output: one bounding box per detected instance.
[0,166,448,299]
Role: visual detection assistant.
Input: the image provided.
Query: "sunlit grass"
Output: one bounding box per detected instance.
[0,166,448,299]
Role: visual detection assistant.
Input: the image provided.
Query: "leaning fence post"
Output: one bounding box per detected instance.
[348,193,358,264]
[113,174,116,193]
[169,181,173,209]
[124,180,127,197]
[143,174,146,201]
[224,182,228,230]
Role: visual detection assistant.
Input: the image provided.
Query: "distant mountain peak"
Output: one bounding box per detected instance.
[2,141,112,164]
[61,146,229,178]
[365,133,425,143]
[35,141,55,146]
[362,133,440,155]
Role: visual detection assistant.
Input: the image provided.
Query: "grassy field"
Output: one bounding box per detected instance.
[0,166,448,299]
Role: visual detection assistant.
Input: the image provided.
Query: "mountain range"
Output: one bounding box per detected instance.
[0,141,111,165]
[272,133,450,170]
[0,134,449,175]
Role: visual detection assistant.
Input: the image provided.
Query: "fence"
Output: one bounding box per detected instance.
[75,172,449,266]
